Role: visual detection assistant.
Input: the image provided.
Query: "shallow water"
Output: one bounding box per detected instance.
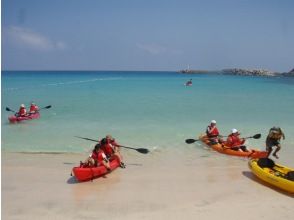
[1,71,294,164]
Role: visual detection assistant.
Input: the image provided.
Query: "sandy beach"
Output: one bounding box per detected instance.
[2,147,293,220]
[3,0,294,218]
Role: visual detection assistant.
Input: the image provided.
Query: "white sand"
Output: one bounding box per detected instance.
[2,148,294,220]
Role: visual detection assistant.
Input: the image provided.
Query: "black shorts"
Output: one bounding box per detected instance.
[266,138,280,151]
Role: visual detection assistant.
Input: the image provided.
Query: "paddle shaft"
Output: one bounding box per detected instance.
[6,105,51,114]
[186,134,260,144]
[74,136,149,153]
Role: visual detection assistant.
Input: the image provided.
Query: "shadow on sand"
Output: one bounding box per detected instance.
[67,176,79,184]
[242,171,294,198]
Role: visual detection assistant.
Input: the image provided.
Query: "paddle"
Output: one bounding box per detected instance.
[185,136,219,144]
[221,133,262,150]
[185,138,200,144]
[185,133,261,144]
[244,133,261,139]
[40,105,52,110]
[6,105,52,113]
[5,107,16,113]
[74,136,150,154]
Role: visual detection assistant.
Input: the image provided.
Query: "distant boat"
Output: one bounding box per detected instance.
[179,65,208,74]
[180,65,190,73]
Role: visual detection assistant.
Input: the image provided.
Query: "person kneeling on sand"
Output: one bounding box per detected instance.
[82,143,111,171]
[266,127,285,159]
[225,129,249,152]
[100,135,126,168]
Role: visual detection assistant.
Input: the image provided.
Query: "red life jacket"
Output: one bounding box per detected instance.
[91,149,106,166]
[18,107,27,116]
[226,134,245,148]
[30,105,39,113]
[100,140,113,157]
[206,125,219,137]
[100,138,120,157]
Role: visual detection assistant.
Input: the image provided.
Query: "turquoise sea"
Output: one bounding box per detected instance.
[1,71,294,163]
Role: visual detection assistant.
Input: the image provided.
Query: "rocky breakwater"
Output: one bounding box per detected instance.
[222,68,277,77]
[178,69,209,74]
[282,68,294,77]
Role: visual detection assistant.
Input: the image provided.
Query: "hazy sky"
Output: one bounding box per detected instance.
[2,0,294,72]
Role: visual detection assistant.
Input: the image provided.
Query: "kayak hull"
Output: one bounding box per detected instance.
[72,156,120,182]
[199,135,268,158]
[248,158,294,193]
[8,112,40,123]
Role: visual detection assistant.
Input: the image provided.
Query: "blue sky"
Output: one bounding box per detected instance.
[1,0,294,72]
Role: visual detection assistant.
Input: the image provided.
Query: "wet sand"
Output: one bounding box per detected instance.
[2,147,294,220]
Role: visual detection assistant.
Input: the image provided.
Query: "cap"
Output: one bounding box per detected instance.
[211,120,216,124]
[20,104,25,108]
[231,128,238,134]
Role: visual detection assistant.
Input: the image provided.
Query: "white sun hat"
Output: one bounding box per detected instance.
[211,120,216,124]
[231,128,238,134]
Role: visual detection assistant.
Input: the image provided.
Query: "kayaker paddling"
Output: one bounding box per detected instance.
[205,120,223,144]
[224,128,249,152]
[6,104,51,123]
[185,79,192,86]
[29,102,39,114]
[197,133,267,158]
[17,104,27,117]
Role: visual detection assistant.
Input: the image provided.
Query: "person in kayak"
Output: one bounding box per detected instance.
[266,127,285,159]
[225,128,249,152]
[100,135,126,168]
[185,79,192,86]
[82,143,111,170]
[17,104,27,117]
[29,102,39,114]
[206,120,222,143]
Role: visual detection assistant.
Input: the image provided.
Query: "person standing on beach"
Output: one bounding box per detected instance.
[225,129,249,152]
[266,127,285,159]
[100,135,126,168]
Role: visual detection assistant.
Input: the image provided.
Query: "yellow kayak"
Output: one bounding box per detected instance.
[248,158,294,193]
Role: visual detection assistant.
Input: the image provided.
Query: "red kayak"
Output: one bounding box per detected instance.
[8,112,40,123]
[72,156,120,182]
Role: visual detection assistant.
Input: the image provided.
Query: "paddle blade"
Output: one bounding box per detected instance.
[6,107,16,113]
[136,148,149,154]
[252,134,261,139]
[32,105,52,111]
[185,139,197,144]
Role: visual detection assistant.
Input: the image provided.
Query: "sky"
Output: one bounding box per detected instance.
[1,0,294,72]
